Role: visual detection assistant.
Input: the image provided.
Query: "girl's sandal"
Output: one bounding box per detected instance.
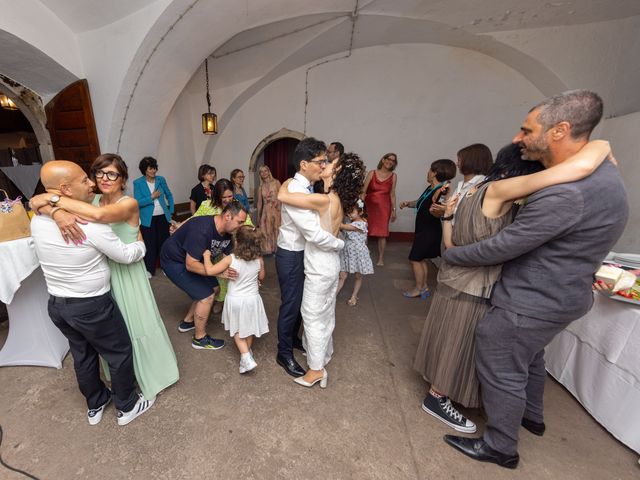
[347,297,358,306]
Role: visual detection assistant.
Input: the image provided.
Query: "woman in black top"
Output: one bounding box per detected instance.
[399,159,456,298]
[189,164,216,214]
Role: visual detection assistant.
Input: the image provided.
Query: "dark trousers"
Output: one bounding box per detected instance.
[141,214,170,275]
[48,292,138,412]
[275,247,304,358]
[475,306,568,455]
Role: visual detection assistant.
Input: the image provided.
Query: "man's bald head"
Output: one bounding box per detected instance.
[41,160,84,190]
[41,160,95,202]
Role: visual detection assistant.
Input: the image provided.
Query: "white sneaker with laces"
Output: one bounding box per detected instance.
[117,393,155,426]
[239,354,257,374]
[87,396,112,425]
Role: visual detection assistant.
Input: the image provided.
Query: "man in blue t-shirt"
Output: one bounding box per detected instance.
[161,201,247,350]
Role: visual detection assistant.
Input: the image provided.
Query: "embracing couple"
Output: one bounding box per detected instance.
[274,137,365,388]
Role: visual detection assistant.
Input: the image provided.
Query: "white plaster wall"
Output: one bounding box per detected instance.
[0,0,82,77]
[490,15,640,117]
[77,0,172,151]
[157,43,543,232]
[600,112,640,253]
[153,76,258,202]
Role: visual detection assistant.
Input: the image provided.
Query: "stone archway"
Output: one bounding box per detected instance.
[248,128,304,173]
[0,80,54,163]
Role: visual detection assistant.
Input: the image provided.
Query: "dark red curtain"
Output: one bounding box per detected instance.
[264,138,299,184]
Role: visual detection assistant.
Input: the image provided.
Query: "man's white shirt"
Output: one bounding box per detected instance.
[31,216,146,297]
[277,173,344,252]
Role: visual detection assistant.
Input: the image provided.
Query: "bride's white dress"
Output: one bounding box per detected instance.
[301,196,340,370]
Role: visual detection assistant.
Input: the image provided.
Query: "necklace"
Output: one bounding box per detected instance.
[415,182,444,212]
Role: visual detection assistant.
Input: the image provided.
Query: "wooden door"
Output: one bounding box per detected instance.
[45,79,100,172]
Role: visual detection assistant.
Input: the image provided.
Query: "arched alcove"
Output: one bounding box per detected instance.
[248,128,304,173]
[0,82,54,164]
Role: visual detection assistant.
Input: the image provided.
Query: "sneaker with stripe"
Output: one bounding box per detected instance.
[422,394,476,433]
[191,334,225,350]
[117,393,155,426]
[87,395,112,425]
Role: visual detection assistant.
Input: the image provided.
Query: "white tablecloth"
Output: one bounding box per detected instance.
[0,237,69,368]
[545,293,640,454]
[0,237,40,304]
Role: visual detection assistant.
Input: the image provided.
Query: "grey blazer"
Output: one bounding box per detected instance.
[443,161,629,323]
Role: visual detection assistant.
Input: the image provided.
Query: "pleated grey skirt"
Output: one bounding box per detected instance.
[413,282,489,408]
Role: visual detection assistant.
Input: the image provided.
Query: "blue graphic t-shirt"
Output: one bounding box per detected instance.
[160,216,232,264]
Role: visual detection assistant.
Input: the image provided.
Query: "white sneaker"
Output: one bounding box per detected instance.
[87,396,111,425]
[146,271,153,279]
[117,393,155,426]
[239,354,257,374]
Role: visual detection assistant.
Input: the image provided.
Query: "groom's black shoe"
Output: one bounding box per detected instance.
[293,338,306,355]
[521,417,546,436]
[443,435,519,469]
[276,355,305,377]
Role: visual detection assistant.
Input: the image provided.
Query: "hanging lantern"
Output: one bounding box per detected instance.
[0,94,18,110]
[201,59,218,135]
[202,112,217,135]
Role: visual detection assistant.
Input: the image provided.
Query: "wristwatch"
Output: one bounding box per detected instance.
[441,214,454,222]
[49,194,61,207]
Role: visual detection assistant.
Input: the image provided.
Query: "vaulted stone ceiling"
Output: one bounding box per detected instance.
[3,0,640,156]
[37,0,640,34]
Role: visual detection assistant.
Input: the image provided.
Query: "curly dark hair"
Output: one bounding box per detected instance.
[138,156,158,175]
[331,152,366,213]
[233,225,264,261]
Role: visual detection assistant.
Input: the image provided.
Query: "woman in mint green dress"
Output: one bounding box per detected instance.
[30,154,179,399]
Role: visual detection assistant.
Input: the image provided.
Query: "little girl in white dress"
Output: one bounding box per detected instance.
[337,201,374,306]
[203,225,268,373]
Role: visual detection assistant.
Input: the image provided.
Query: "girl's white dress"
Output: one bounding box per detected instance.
[221,254,269,338]
[340,220,374,274]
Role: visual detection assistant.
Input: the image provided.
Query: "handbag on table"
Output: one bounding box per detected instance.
[0,189,31,242]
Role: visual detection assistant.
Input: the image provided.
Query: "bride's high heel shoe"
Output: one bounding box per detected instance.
[293,369,328,388]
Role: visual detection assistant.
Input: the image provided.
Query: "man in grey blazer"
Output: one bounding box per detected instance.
[441,90,629,468]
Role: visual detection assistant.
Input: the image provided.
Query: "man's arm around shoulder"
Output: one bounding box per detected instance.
[85,222,146,264]
[443,185,582,267]
[284,180,344,252]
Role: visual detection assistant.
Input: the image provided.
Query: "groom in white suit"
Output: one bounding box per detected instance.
[275,137,344,377]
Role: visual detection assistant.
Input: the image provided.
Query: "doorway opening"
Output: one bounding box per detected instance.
[0,104,44,202]
[249,128,304,201]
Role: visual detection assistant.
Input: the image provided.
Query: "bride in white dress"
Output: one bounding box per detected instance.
[278,153,366,388]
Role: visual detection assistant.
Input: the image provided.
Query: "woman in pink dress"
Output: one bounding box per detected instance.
[256,165,281,254]
[362,153,398,266]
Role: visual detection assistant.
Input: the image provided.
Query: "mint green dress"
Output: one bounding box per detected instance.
[95,195,179,398]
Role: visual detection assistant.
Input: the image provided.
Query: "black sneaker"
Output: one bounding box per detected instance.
[422,394,476,433]
[191,334,225,350]
[178,320,195,333]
